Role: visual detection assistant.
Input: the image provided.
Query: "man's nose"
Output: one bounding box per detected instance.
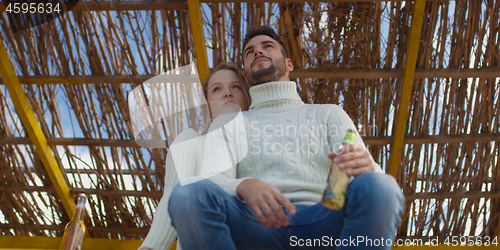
[254,47,264,56]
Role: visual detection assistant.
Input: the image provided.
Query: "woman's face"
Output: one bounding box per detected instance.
[206,69,246,119]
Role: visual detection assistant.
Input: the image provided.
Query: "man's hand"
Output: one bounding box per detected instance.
[328,144,377,177]
[236,179,296,228]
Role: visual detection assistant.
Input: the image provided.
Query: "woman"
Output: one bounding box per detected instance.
[138,62,251,250]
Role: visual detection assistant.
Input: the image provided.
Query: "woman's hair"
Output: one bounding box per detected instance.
[202,62,252,112]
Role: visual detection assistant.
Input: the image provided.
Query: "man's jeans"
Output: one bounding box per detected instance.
[168,172,405,249]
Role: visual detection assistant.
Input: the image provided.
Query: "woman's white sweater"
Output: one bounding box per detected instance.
[139,129,201,250]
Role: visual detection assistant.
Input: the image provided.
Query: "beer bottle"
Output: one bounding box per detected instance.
[322,129,356,210]
[60,196,87,250]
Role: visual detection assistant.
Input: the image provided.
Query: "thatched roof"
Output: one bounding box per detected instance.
[0,0,499,243]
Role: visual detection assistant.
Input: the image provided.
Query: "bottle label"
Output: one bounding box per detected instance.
[75,227,84,250]
[322,130,356,210]
[343,132,355,144]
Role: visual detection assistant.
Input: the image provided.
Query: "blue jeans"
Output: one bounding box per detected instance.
[168,172,405,249]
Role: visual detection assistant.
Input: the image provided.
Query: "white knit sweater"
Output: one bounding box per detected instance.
[206,81,382,206]
[140,81,381,249]
[139,129,201,250]
[139,127,250,250]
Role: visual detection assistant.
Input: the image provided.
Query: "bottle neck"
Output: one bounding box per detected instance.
[73,196,87,221]
[73,207,85,221]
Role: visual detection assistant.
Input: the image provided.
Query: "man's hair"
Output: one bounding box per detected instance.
[242,26,289,59]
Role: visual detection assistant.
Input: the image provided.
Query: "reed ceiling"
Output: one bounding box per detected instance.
[0,0,499,242]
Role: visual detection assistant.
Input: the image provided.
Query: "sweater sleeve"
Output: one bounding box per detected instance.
[139,151,179,250]
[139,129,201,250]
[201,112,251,196]
[327,105,383,173]
[208,169,251,197]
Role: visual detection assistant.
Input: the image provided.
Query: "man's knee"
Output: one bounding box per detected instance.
[348,172,405,209]
[168,179,219,216]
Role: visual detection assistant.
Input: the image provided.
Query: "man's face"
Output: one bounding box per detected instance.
[243,35,293,86]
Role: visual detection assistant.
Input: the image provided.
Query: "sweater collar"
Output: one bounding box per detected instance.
[249,81,303,110]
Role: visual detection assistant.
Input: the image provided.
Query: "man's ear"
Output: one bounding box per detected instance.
[286,58,294,72]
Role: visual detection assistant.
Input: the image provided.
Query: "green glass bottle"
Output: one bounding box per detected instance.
[321,129,356,210]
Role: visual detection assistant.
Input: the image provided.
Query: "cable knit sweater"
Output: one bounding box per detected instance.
[140,81,382,249]
[206,81,382,206]
[139,127,251,250]
[138,129,201,250]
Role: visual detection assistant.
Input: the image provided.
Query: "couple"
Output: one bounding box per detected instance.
[139,26,404,250]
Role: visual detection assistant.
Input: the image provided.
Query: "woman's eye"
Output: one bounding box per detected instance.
[233,85,241,89]
[213,87,220,92]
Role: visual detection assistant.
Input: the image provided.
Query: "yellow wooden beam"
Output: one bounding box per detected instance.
[0,236,142,250]
[0,40,76,218]
[170,241,178,250]
[387,0,426,178]
[187,0,210,84]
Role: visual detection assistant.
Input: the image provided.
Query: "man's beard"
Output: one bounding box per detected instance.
[247,56,286,86]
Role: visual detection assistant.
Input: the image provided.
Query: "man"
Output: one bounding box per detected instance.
[168,26,404,249]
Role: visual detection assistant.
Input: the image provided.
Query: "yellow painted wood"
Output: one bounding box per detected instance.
[0,40,76,218]
[387,0,427,178]
[170,240,177,250]
[0,236,142,250]
[187,0,210,84]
